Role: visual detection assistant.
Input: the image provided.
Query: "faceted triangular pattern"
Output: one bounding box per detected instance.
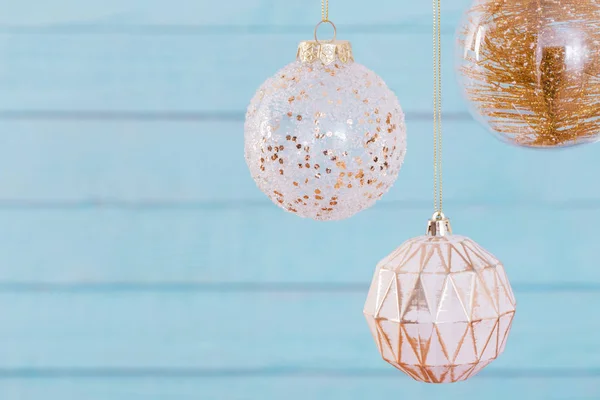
[420,274,447,319]
[378,319,401,362]
[376,276,400,322]
[364,234,517,384]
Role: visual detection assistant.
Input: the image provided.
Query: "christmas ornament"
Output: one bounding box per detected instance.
[457,0,600,148]
[244,1,406,221]
[363,215,517,383]
[364,0,516,383]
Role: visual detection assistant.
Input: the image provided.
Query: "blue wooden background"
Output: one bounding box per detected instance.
[0,0,598,398]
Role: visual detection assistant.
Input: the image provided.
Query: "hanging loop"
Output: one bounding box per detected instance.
[314,20,337,44]
[432,211,446,221]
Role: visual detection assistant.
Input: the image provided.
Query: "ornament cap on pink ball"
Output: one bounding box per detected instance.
[244,21,407,221]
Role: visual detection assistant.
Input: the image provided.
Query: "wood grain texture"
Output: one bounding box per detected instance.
[0,0,597,397]
[0,207,595,285]
[0,1,471,26]
[0,34,461,112]
[0,377,598,400]
[0,291,595,369]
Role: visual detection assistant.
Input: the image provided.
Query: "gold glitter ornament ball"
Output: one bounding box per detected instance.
[245,40,406,221]
[364,216,516,383]
[457,0,600,148]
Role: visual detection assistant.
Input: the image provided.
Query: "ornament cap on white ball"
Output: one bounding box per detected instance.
[297,40,354,65]
[244,20,407,221]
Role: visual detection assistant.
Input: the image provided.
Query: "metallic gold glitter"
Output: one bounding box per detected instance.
[244,29,407,221]
[458,0,600,147]
[297,40,354,65]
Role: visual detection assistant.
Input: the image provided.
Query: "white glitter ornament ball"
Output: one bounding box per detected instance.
[245,38,407,221]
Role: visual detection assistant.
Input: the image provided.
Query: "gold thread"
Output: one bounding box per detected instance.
[322,0,329,22]
[437,0,443,212]
[433,0,438,213]
[433,0,443,214]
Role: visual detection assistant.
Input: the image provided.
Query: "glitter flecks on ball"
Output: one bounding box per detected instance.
[245,33,407,221]
[364,216,516,383]
[457,0,600,148]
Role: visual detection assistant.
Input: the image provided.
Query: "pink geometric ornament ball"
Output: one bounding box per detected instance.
[363,215,516,383]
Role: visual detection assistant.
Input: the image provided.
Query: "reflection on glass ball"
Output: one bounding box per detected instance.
[457,0,600,148]
[364,232,516,383]
[245,42,406,221]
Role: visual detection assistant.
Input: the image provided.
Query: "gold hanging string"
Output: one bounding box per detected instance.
[433,0,443,215]
[322,0,329,22]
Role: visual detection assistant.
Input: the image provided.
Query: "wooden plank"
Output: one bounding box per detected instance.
[0,376,599,400]
[0,1,471,27]
[2,376,599,400]
[0,33,462,112]
[0,206,596,284]
[0,291,594,369]
[0,120,598,203]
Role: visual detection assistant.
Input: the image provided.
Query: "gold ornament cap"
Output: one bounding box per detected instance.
[426,212,452,237]
[297,20,354,65]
